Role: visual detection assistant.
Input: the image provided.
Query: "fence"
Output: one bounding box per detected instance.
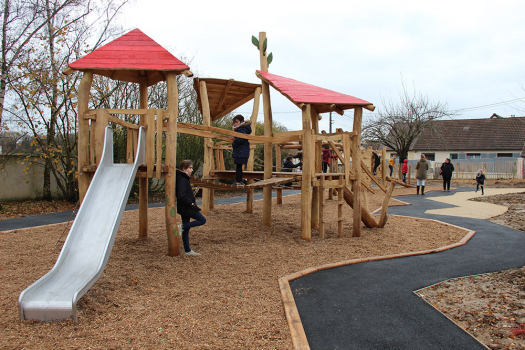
[393,158,524,181]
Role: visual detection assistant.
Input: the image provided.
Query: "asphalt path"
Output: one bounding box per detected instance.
[290,187,525,349]
[0,190,301,232]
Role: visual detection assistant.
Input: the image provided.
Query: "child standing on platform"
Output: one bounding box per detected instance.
[230,114,252,185]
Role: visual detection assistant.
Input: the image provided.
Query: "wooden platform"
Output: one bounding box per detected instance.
[190,175,298,190]
[209,170,302,180]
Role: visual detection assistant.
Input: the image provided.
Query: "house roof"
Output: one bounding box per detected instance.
[412,116,525,151]
[193,78,261,122]
[64,29,190,86]
[256,70,374,113]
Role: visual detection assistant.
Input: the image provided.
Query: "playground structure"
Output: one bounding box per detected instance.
[18,29,411,322]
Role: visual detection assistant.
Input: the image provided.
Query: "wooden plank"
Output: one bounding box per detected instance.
[361,160,386,192]
[165,73,180,256]
[155,109,164,179]
[378,182,396,228]
[95,109,109,166]
[89,120,96,165]
[107,114,140,130]
[126,128,133,163]
[215,79,234,113]
[146,108,156,178]
[343,134,351,186]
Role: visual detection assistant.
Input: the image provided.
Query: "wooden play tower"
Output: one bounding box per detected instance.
[65,29,400,257]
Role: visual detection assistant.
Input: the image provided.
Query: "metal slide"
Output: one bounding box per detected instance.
[18,126,145,323]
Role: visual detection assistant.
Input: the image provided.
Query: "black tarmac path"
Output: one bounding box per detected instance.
[290,188,525,349]
[0,190,301,232]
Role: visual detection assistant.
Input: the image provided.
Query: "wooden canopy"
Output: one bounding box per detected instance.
[256,70,375,114]
[63,29,191,86]
[194,78,261,122]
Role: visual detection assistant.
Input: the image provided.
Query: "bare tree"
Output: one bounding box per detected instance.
[363,81,454,164]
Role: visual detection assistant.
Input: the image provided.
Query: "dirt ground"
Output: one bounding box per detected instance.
[2,183,524,349]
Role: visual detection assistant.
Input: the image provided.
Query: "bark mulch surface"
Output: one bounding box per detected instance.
[416,190,525,349]
[2,186,467,350]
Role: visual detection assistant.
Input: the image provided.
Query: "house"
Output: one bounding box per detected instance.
[404,115,525,163]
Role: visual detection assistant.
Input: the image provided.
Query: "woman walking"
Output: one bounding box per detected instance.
[415,154,429,195]
[440,158,455,192]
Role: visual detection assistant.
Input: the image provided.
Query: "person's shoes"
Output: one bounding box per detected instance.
[235,182,244,186]
[421,186,425,195]
[416,186,420,195]
[475,189,478,193]
[185,250,201,256]
[177,224,183,235]
[447,189,450,192]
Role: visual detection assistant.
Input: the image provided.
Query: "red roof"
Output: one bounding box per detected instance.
[256,70,373,112]
[67,29,190,85]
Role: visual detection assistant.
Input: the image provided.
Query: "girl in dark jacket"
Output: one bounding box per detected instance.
[230,115,252,185]
[440,158,455,192]
[282,155,302,186]
[475,169,485,195]
[176,160,206,256]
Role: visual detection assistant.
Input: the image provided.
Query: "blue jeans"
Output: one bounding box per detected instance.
[181,211,206,252]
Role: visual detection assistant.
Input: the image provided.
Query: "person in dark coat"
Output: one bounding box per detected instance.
[176,160,206,256]
[372,151,381,175]
[230,115,252,185]
[321,145,336,173]
[282,155,302,186]
[475,169,486,195]
[440,158,455,192]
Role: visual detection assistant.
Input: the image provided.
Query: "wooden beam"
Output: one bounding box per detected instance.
[378,182,396,228]
[352,107,363,237]
[330,104,344,115]
[301,104,314,241]
[215,79,234,113]
[138,80,148,240]
[200,80,213,214]
[155,109,164,179]
[165,73,180,256]
[77,71,93,203]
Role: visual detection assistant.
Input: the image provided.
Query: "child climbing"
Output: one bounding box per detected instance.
[282,155,302,186]
[230,114,252,185]
[321,144,336,173]
[176,160,206,256]
[475,169,485,195]
[402,159,408,183]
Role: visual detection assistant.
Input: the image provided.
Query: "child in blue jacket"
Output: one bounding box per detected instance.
[230,115,252,185]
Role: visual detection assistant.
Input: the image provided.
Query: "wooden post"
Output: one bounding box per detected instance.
[165,73,180,256]
[138,80,149,239]
[276,144,283,205]
[301,104,314,241]
[337,176,344,237]
[378,182,396,228]
[311,110,321,229]
[361,183,369,212]
[94,109,109,165]
[246,87,261,214]
[77,71,93,203]
[343,134,351,186]
[259,32,273,228]
[318,176,325,239]
[200,80,212,214]
[352,107,363,237]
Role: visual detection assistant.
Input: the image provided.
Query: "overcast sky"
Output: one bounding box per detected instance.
[121,0,525,132]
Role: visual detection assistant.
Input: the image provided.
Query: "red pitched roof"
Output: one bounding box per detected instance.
[256,70,373,113]
[66,29,189,86]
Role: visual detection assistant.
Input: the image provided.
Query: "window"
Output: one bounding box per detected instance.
[424,153,435,161]
[450,153,458,160]
[497,153,513,158]
[466,153,481,159]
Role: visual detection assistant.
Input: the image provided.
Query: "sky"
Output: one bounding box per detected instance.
[121,0,525,132]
